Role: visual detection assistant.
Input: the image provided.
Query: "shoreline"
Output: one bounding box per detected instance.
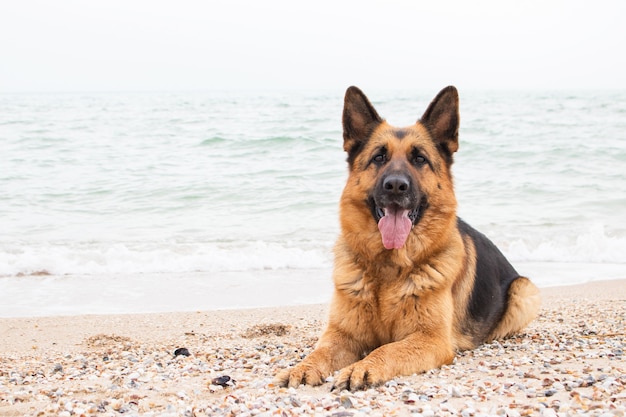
[1,280,624,416]
[1,262,624,319]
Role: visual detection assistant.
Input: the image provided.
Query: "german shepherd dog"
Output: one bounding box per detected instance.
[276,86,541,391]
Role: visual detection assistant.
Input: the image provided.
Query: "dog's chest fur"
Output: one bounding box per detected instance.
[332,257,458,347]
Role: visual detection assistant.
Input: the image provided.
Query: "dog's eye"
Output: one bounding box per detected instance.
[412,150,428,166]
[372,150,387,165]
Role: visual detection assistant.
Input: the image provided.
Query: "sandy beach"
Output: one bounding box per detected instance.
[1,280,624,416]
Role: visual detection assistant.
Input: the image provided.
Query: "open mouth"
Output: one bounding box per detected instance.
[370,198,428,250]
[374,206,421,224]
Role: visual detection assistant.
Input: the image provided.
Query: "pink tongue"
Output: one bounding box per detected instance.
[377,208,412,249]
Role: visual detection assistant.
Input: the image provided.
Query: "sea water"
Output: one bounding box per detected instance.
[1,89,625,316]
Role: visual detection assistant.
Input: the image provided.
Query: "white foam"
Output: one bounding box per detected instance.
[0,240,333,277]
[502,223,626,264]
[3,225,625,278]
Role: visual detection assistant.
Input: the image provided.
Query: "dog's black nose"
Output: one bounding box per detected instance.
[383,174,410,194]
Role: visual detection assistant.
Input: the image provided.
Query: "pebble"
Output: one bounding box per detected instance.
[211,374,232,387]
[174,347,191,357]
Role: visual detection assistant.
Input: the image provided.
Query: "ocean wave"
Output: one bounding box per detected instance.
[0,241,333,277]
[502,224,626,264]
[1,225,624,279]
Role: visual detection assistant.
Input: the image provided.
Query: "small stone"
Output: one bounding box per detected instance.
[449,385,463,398]
[461,408,476,417]
[211,375,231,387]
[174,348,191,357]
[385,379,398,388]
[340,394,353,408]
[402,391,420,404]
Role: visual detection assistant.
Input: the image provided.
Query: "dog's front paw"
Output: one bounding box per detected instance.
[275,361,329,388]
[332,359,387,391]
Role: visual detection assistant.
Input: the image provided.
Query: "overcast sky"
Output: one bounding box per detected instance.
[1,0,625,92]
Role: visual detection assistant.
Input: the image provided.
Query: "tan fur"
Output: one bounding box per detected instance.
[275,86,540,391]
[488,277,541,340]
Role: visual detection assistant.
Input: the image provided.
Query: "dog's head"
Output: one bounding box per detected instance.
[339,86,460,254]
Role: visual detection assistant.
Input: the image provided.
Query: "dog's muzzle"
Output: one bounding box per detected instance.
[369,172,426,249]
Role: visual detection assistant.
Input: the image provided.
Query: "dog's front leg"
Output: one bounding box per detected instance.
[332,332,455,391]
[275,327,362,388]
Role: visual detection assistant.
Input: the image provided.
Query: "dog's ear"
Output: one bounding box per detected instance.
[420,86,459,162]
[343,86,382,164]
